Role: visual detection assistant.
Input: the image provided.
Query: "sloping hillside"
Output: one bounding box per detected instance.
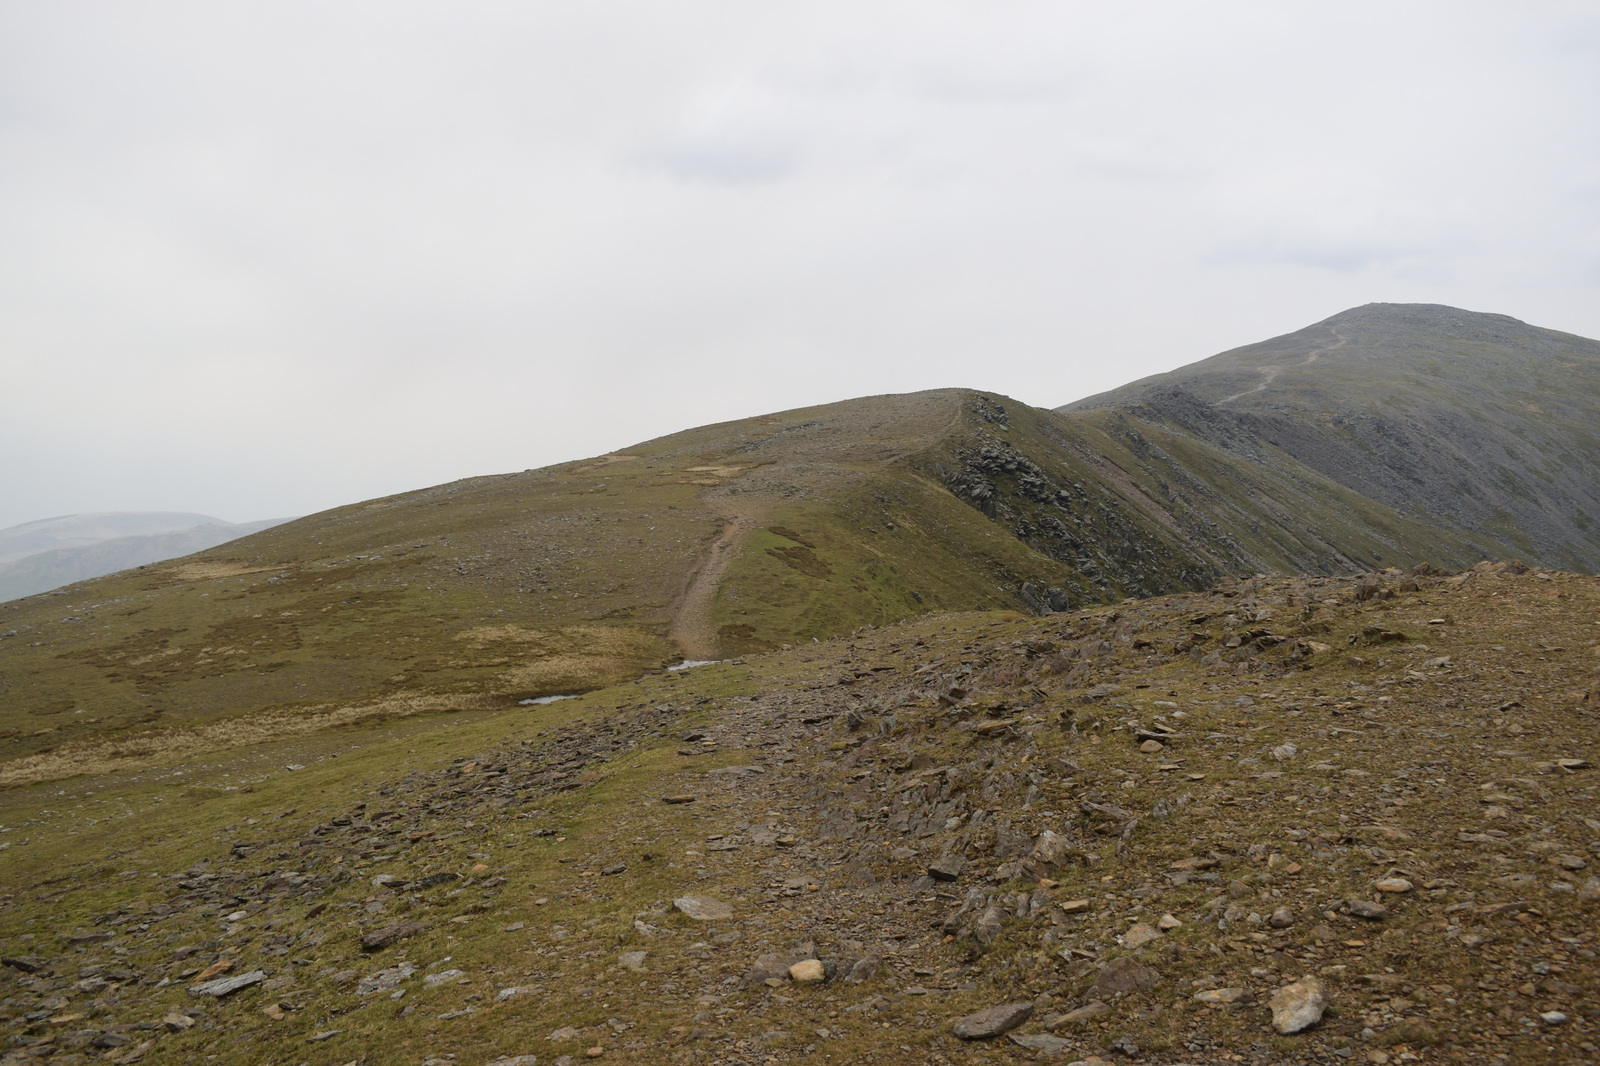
[0,387,1490,784]
[1061,303,1600,572]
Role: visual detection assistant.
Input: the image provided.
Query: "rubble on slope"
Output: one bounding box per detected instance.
[1,563,1596,1065]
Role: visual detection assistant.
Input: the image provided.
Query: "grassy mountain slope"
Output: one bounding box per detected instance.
[0,385,1493,787]
[1061,303,1600,571]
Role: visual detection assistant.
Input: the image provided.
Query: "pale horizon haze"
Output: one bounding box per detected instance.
[3,1,1598,530]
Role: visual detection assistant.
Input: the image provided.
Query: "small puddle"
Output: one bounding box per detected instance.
[667,660,722,672]
[517,694,580,706]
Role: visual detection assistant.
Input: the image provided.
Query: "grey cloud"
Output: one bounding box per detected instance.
[0,2,1597,530]
[630,135,801,185]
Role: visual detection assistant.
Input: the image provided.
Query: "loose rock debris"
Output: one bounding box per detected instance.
[1,563,1597,1064]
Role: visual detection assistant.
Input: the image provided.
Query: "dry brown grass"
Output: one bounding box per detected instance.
[0,691,499,788]
[490,624,669,694]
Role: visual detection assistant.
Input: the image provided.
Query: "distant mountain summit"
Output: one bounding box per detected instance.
[1060,303,1600,571]
[0,512,228,564]
[0,513,292,601]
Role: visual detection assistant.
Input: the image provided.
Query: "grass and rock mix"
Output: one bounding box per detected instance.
[2,562,1597,1066]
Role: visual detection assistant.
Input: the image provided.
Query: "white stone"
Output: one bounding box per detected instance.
[1269,976,1327,1034]
[789,959,825,983]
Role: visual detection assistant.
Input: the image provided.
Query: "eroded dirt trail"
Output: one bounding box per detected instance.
[667,504,767,660]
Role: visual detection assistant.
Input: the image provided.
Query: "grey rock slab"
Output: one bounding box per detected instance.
[1054,1000,1111,1025]
[1091,956,1160,997]
[356,962,416,996]
[953,1001,1033,1039]
[1348,900,1388,919]
[1029,829,1079,868]
[844,954,881,983]
[1269,976,1327,1034]
[361,920,425,950]
[1123,922,1161,949]
[927,856,964,882]
[189,969,266,997]
[1009,1031,1073,1055]
[423,969,466,988]
[673,895,733,921]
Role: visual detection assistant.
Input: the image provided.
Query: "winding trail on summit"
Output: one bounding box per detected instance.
[666,501,766,660]
[1215,326,1347,405]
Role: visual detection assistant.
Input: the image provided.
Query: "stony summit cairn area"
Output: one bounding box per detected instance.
[1,562,1598,1066]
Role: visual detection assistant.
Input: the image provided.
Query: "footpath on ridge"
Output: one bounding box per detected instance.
[1,562,1597,1066]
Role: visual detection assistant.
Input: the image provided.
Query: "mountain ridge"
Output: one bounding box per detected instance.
[0,519,292,603]
[1,303,1596,1065]
[1,303,1594,783]
[1059,302,1600,571]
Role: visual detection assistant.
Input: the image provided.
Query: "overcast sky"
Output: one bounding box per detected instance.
[2,1,1597,530]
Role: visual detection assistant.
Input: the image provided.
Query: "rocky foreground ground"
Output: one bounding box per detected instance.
[1,562,1597,1066]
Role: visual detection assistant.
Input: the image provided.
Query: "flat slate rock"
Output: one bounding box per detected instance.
[357,963,416,995]
[674,895,734,921]
[1,956,46,974]
[953,1002,1033,1039]
[1091,956,1161,997]
[189,969,266,997]
[1010,1032,1073,1055]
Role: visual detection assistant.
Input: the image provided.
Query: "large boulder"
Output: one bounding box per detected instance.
[1269,977,1327,1034]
